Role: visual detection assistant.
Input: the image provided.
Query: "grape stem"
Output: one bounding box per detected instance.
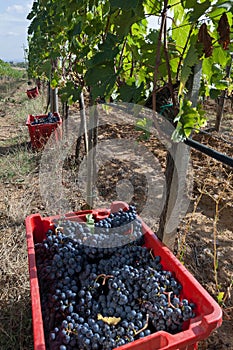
[149,248,154,260]
[95,274,114,285]
[163,291,176,309]
[66,328,78,336]
[55,226,63,235]
[133,313,149,336]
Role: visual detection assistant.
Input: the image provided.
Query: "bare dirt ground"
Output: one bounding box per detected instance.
[0,80,232,349]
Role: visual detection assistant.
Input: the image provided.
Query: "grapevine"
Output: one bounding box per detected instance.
[26,1,233,139]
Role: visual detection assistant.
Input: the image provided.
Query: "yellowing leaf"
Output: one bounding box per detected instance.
[217,13,230,50]
[97,314,121,325]
[217,291,225,304]
[198,23,213,58]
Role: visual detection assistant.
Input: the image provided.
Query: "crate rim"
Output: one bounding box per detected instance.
[26,112,62,126]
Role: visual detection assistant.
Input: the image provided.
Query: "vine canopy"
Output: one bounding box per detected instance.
[26,0,233,140]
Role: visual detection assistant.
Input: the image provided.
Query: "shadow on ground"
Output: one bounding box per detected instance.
[0,142,32,156]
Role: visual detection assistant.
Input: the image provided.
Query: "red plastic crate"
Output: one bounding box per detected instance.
[25,202,222,350]
[26,113,62,150]
[27,86,39,99]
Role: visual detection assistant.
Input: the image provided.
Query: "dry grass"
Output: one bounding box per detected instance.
[0,221,33,350]
[0,78,44,350]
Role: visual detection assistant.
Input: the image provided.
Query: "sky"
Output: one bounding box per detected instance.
[0,2,160,63]
[0,1,33,62]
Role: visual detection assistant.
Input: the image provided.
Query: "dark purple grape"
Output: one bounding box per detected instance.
[35,205,196,350]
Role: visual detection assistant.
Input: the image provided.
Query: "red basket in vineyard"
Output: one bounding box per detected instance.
[26,112,62,150]
[25,201,222,350]
[26,86,39,99]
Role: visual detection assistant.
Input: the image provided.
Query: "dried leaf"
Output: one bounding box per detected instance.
[97,314,121,325]
[198,23,213,58]
[217,13,230,50]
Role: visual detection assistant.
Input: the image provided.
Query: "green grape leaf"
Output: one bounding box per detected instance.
[59,82,82,104]
[212,47,230,67]
[183,0,196,9]
[39,60,52,77]
[135,117,153,140]
[26,1,38,20]
[85,65,114,86]
[209,88,221,99]
[172,0,185,23]
[70,22,82,36]
[189,0,211,22]
[113,11,138,37]
[87,47,119,68]
[217,291,225,305]
[110,0,141,11]
[85,64,117,100]
[87,34,119,68]
[215,79,229,90]
[172,21,190,52]
[86,214,95,233]
[180,43,199,87]
[209,7,225,19]
[118,83,144,103]
[173,99,207,141]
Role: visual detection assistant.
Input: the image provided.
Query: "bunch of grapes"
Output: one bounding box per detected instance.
[31,112,60,125]
[54,205,144,259]
[35,206,196,350]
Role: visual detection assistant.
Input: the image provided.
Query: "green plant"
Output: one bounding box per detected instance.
[0,59,25,79]
[86,213,95,233]
[26,0,233,139]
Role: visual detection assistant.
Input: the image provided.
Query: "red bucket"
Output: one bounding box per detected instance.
[26,113,62,150]
[26,86,39,99]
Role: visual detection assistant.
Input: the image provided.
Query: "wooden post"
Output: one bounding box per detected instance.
[157,142,190,249]
[62,101,69,137]
[50,87,59,114]
[75,91,88,163]
[157,62,202,250]
[49,59,59,114]
[86,105,98,209]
